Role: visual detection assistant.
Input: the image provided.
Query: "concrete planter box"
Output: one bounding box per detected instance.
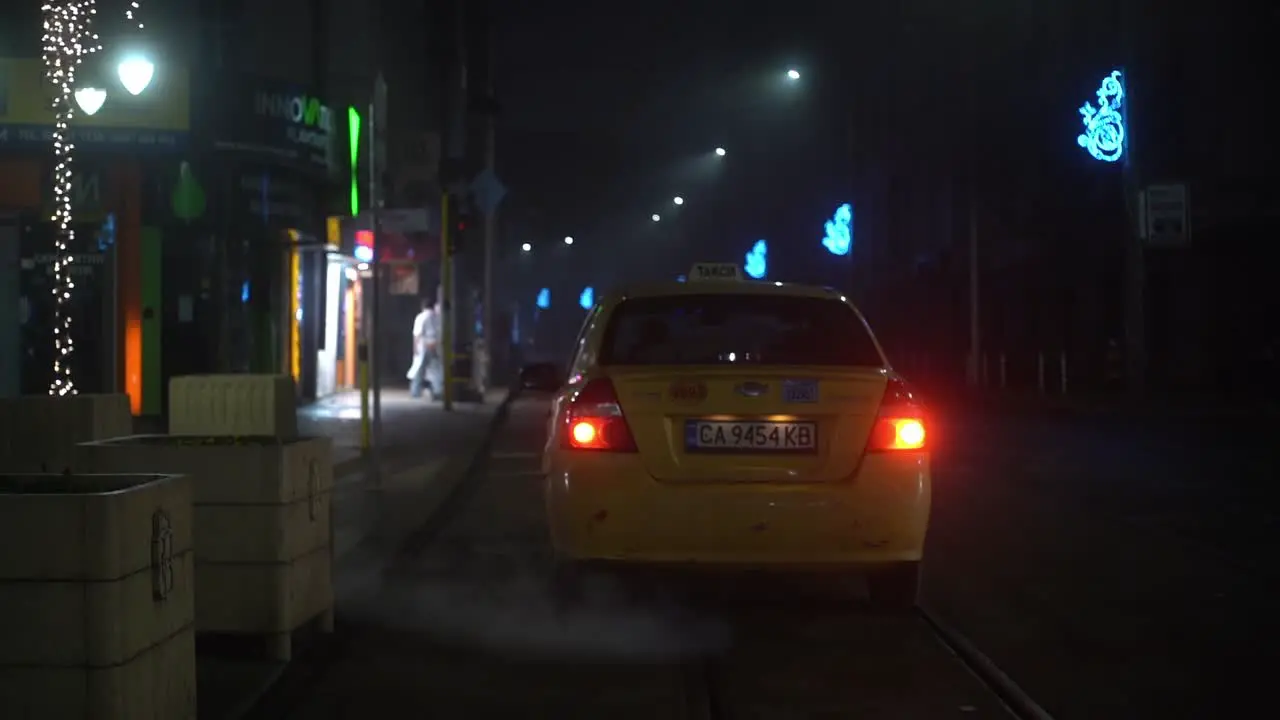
[0,394,132,473]
[168,374,299,438]
[77,436,334,660]
[0,472,195,719]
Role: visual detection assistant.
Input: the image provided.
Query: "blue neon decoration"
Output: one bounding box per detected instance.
[536,288,551,309]
[676,274,687,283]
[822,203,853,256]
[744,240,768,279]
[96,213,117,252]
[579,286,594,310]
[1077,70,1126,163]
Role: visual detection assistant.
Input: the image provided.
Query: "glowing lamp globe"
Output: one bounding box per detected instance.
[117,57,155,96]
[74,87,107,116]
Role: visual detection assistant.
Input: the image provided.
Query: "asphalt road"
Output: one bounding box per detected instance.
[255,395,1276,718]
[258,396,1013,719]
[925,404,1279,718]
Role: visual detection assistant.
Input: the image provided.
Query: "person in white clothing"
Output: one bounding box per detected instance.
[407,297,443,399]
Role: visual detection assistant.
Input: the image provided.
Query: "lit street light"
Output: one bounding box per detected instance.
[564,236,574,245]
[117,56,155,96]
[73,87,106,115]
[520,242,531,252]
[786,69,800,81]
[651,213,661,222]
[714,147,726,156]
[673,196,684,206]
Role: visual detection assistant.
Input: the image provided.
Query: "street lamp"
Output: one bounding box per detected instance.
[520,242,531,253]
[563,236,574,245]
[673,196,684,206]
[73,87,107,116]
[651,213,661,222]
[714,147,726,156]
[117,56,155,96]
[786,69,800,81]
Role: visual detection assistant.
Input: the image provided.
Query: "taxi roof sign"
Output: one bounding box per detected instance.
[689,263,743,281]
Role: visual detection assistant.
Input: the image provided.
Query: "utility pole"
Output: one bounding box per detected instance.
[440,193,454,410]
[967,191,981,387]
[368,73,388,468]
[481,33,496,396]
[965,42,982,389]
[1121,68,1145,397]
[437,0,467,411]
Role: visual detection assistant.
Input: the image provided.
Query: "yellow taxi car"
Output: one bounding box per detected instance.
[531,263,930,608]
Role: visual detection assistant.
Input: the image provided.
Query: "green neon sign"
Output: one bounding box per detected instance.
[299,97,327,127]
[347,106,361,216]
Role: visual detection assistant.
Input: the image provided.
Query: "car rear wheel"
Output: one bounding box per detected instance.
[866,561,921,612]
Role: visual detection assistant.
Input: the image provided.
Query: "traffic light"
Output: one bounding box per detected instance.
[448,198,473,256]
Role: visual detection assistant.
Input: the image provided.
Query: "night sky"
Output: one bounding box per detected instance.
[490,0,1274,295]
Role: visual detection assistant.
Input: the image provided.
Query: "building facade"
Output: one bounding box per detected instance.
[0,0,494,412]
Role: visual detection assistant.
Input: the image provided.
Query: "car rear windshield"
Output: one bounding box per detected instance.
[598,293,884,367]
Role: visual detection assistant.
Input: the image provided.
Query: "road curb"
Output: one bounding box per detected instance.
[233,389,517,720]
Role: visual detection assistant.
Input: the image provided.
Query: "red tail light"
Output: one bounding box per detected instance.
[560,378,638,452]
[866,378,927,452]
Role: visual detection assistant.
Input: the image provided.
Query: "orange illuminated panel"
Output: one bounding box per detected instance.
[119,161,142,415]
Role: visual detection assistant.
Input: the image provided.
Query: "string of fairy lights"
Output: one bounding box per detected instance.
[125,1,144,30]
[41,0,98,396]
[39,0,143,395]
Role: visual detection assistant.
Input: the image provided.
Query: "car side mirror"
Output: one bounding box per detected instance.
[519,362,563,392]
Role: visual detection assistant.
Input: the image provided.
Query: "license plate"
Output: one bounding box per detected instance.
[684,420,817,453]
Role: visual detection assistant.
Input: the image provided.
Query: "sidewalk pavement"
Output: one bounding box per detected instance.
[196,386,514,720]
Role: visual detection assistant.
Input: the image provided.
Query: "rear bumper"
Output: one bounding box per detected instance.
[545,451,930,567]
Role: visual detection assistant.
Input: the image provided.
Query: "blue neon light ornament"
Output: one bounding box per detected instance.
[1077,70,1127,163]
[822,203,853,256]
[535,288,551,309]
[676,274,687,283]
[744,240,768,279]
[579,286,594,310]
